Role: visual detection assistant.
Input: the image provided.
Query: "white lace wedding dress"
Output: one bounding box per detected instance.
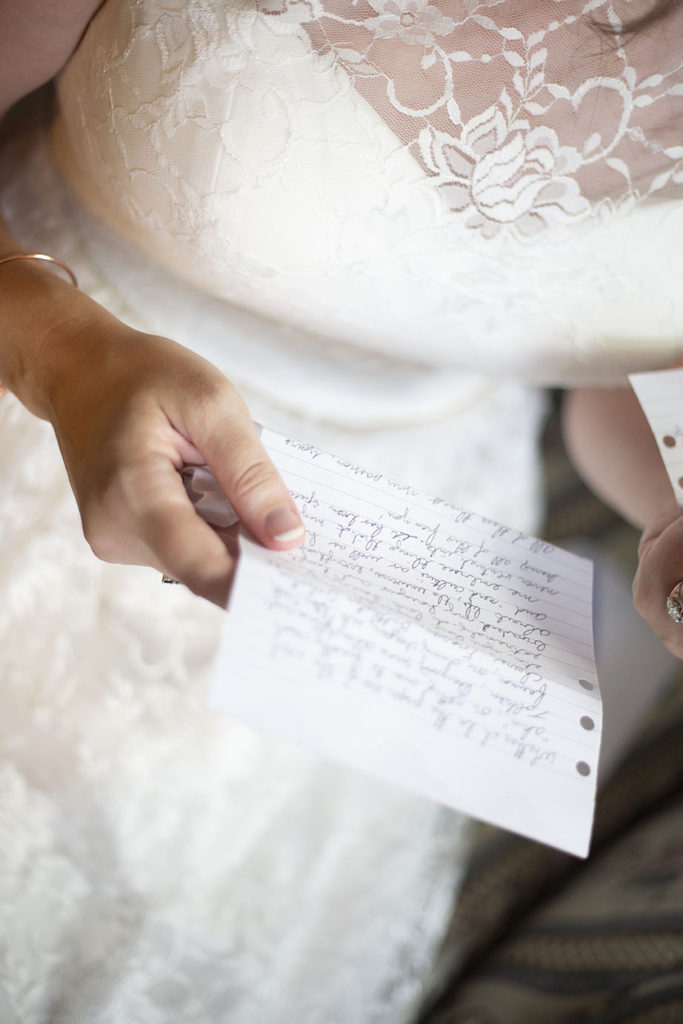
[0,0,681,1021]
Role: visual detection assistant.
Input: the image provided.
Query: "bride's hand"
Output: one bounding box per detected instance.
[633,508,683,660]
[39,313,304,607]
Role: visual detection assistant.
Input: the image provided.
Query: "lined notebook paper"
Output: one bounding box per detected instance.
[203,429,601,857]
[630,368,683,508]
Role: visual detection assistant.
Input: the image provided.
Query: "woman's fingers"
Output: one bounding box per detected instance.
[91,450,237,606]
[183,390,305,553]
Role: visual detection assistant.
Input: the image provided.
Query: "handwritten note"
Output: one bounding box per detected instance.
[630,368,683,508]
[206,430,601,857]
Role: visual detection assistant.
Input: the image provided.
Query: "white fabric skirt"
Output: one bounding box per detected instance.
[0,99,546,1024]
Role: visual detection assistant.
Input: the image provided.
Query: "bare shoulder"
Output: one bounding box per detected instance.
[0,0,105,115]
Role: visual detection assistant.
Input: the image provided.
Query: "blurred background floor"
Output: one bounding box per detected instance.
[416,392,683,1024]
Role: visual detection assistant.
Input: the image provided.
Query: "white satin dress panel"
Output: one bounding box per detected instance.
[0,0,681,1021]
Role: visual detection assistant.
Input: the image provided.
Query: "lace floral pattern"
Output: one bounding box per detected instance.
[52,0,683,383]
[264,0,683,236]
[368,1,457,47]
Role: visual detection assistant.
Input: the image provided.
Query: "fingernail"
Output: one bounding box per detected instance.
[265,505,305,543]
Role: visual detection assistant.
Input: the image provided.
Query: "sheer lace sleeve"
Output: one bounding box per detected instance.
[266,0,683,234]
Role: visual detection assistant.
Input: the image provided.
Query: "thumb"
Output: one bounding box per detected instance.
[195,413,305,551]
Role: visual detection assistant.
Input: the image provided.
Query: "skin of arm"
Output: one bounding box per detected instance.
[0,0,304,606]
[563,386,683,658]
[0,0,104,113]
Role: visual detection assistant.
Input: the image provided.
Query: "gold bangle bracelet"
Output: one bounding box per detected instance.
[0,252,79,288]
[0,252,79,397]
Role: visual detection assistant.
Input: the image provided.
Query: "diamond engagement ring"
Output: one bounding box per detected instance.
[667,581,683,623]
